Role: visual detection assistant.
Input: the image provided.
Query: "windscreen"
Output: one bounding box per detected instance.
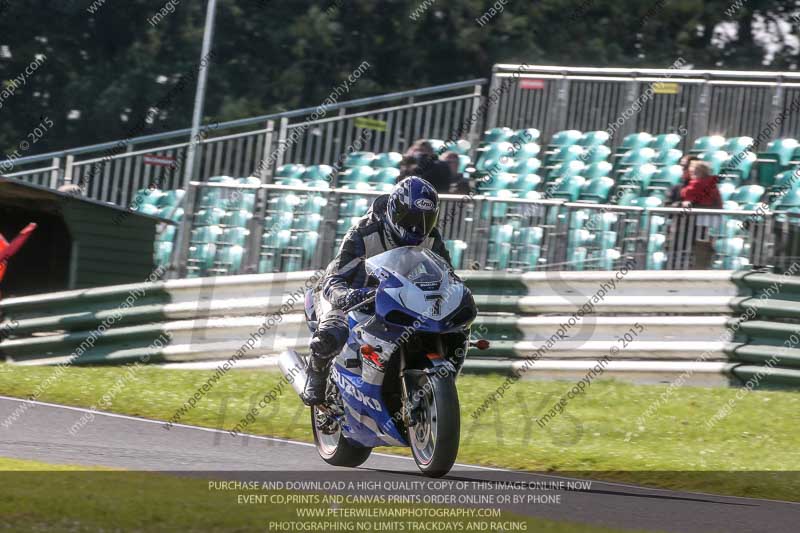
[365,247,446,284]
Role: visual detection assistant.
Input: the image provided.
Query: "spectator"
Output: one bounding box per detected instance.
[679,161,721,269]
[680,161,722,208]
[440,151,470,194]
[668,155,698,205]
[398,140,455,193]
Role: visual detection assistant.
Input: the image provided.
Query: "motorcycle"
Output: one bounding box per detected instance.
[279,246,482,477]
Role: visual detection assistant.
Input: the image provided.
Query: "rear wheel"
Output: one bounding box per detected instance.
[409,372,460,477]
[311,406,372,467]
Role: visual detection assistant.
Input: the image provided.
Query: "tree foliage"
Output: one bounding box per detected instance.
[1,0,799,155]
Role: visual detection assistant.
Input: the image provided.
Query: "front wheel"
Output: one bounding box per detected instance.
[408,372,460,477]
[311,407,372,467]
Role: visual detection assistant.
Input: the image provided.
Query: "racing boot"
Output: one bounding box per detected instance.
[302,353,331,406]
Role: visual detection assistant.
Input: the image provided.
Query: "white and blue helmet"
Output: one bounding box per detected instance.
[385,176,440,246]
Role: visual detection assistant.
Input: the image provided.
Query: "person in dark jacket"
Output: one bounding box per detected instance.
[668,155,698,206]
[398,140,456,193]
[302,176,459,405]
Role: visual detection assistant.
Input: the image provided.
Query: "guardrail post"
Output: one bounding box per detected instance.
[485,66,502,130]
[64,155,74,184]
[275,117,289,170]
[553,75,570,137]
[50,157,61,189]
[468,83,484,151]
[260,119,276,183]
[171,183,198,278]
[689,76,711,149]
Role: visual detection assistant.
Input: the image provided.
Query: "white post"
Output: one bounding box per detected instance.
[182,0,217,189]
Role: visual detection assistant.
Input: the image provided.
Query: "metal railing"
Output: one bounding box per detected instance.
[173,181,786,277]
[487,64,800,148]
[2,79,486,205]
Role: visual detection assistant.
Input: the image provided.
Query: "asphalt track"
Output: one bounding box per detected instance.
[1,396,798,533]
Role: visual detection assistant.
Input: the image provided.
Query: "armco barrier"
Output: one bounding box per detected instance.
[1,269,789,386]
[726,270,800,387]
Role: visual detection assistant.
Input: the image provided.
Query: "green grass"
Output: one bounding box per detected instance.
[1,364,798,501]
[0,457,643,533]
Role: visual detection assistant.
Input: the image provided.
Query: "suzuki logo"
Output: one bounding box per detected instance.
[331,366,383,412]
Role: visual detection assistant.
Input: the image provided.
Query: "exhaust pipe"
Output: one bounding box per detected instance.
[279,350,308,397]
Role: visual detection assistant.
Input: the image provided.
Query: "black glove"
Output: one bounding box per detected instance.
[342,287,375,310]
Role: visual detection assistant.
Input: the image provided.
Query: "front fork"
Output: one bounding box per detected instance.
[399,345,457,429]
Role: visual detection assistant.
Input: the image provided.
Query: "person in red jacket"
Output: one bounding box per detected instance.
[679,162,720,268]
[680,161,722,209]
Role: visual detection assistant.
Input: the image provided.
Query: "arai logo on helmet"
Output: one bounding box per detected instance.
[414,198,435,210]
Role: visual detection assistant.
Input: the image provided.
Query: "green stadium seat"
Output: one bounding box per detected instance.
[769,170,800,202]
[371,167,400,184]
[648,133,681,153]
[262,229,292,250]
[618,164,657,193]
[548,130,582,148]
[134,189,165,208]
[718,181,737,203]
[339,195,371,218]
[302,165,335,182]
[154,240,173,267]
[617,147,656,169]
[691,135,726,154]
[275,177,305,187]
[212,245,244,275]
[191,225,223,245]
[723,137,754,156]
[652,148,682,167]
[516,226,543,246]
[483,127,515,143]
[546,160,585,183]
[547,144,584,166]
[581,145,611,164]
[720,151,756,182]
[370,153,402,169]
[628,195,663,208]
[579,177,614,203]
[448,139,472,155]
[475,142,516,173]
[157,225,176,243]
[551,176,586,201]
[617,132,654,154]
[513,143,541,160]
[221,227,250,247]
[773,189,800,209]
[729,185,765,209]
[194,207,225,226]
[457,154,471,173]
[510,174,542,194]
[511,157,542,176]
[339,165,375,185]
[595,248,621,270]
[583,161,613,181]
[264,212,293,232]
[698,150,729,175]
[208,175,236,183]
[275,164,305,180]
[445,240,467,269]
[713,238,751,270]
[577,130,610,148]
[757,139,799,188]
[292,212,323,232]
[156,189,185,208]
[568,247,588,271]
[511,128,541,145]
[225,191,256,212]
[344,152,376,168]
[187,243,216,277]
[649,165,683,190]
[646,251,667,270]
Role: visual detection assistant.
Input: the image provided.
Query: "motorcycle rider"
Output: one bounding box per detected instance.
[302,176,463,405]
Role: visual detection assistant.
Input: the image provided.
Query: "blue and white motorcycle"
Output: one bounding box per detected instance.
[279,247,482,477]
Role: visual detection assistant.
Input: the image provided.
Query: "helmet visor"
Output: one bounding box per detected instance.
[394,206,438,241]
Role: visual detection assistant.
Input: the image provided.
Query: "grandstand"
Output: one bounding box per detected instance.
[6,66,800,278]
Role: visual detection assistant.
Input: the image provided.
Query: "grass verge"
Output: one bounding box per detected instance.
[1,364,798,501]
